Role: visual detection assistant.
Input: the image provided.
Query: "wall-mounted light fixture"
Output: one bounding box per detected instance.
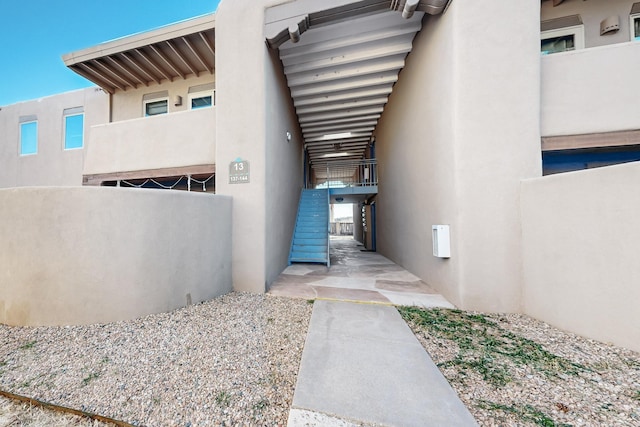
[286,131,292,142]
[600,16,620,35]
[174,95,183,106]
[402,0,419,19]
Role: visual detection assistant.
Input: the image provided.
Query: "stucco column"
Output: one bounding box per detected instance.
[216,0,270,292]
[451,0,542,311]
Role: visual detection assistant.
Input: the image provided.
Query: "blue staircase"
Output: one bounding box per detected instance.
[289,189,330,266]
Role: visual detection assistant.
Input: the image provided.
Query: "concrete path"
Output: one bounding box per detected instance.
[287,300,478,426]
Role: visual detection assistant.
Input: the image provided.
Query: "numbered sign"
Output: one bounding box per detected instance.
[229,159,250,184]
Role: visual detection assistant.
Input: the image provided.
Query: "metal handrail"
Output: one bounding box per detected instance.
[313,159,378,189]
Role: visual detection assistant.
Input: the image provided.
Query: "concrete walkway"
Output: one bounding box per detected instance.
[270,237,477,426]
[270,237,454,308]
[287,300,478,426]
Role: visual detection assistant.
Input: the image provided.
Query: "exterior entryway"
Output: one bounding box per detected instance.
[270,236,454,308]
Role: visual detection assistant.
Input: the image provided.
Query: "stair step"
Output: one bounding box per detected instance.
[290,252,328,262]
[290,189,329,266]
[296,226,326,232]
[294,238,327,246]
[299,210,326,216]
[297,221,327,227]
[295,232,326,239]
[293,244,327,252]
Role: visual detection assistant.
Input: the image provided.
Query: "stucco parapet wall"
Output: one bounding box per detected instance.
[0,187,232,326]
[541,41,640,137]
[83,107,215,176]
[520,161,640,352]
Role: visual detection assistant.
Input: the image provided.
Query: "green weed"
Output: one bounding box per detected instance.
[477,400,570,427]
[398,307,586,387]
[253,399,269,411]
[215,391,232,407]
[82,372,100,386]
[19,340,37,350]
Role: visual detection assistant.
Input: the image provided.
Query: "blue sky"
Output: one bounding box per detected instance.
[0,0,220,106]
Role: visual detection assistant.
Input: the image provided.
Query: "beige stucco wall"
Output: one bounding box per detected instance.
[541,0,637,48]
[111,74,214,122]
[521,162,640,352]
[84,107,215,175]
[0,187,232,326]
[264,48,304,286]
[541,42,640,137]
[215,0,304,293]
[375,8,461,304]
[0,88,108,188]
[375,1,542,311]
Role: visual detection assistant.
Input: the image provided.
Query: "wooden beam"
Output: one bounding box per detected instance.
[83,164,216,186]
[165,40,197,77]
[199,31,215,56]
[135,48,173,82]
[121,52,161,85]
[296,97,388,115]
[79,62,125,91]
[542,129,640,151]
[182,36,212,73]
[92,59,137,90]
[299,106,384,123]
[286,57,405,87]
[106,56,148,87]
[147,44,184,80]
[295,85,392,107]
[69,65,114,94]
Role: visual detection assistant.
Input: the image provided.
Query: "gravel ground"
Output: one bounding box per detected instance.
[401,307,640,427]
[0,293,312,426]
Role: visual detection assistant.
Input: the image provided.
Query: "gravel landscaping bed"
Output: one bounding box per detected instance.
[0,293,312,426]
[400,307,640,427]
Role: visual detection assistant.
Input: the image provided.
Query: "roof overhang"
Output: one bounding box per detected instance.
[62,14,215,94]
[267,0,451,165]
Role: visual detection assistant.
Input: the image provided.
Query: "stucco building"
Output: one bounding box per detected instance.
[1,0,639,352]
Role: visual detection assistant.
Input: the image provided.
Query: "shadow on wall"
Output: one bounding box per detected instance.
[0,187,232,326]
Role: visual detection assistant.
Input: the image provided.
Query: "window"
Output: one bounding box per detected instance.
[541,15,584,55]
[188,83,215,109]
[630,14,640,41]
[142,91,169,117]
[541,26,585,54]
[189,91,215,109]
[20,120,38,155]
[64,112,84,150]
[144,99,168,116]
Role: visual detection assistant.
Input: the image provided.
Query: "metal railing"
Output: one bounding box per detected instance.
[313,159,378,189]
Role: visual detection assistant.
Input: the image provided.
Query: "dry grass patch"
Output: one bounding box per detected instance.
[399,307,640,427]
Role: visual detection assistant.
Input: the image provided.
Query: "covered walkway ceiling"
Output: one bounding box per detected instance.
[267,0,450,165]
[63,14,215,94]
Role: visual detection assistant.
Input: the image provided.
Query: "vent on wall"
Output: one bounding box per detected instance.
[432,225,451,258]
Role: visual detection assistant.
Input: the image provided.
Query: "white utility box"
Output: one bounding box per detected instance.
[432,225,451,258]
